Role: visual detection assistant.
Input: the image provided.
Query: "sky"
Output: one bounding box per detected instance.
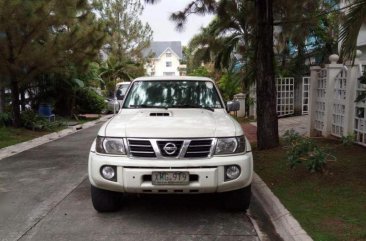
[140,0,214,46]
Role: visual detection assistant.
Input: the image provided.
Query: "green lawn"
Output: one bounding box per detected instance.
[0,116,100,149]
[253,139,366,241]
[0,127,50,149]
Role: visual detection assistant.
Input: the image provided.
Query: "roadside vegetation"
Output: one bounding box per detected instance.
[0,0,151,148]
[0,127,51,149]
[253,137,366,241]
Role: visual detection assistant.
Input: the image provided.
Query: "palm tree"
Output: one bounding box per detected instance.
[145,0,279,149]
[339,0,366,60]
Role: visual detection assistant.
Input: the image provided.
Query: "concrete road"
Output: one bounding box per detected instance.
[0,125,263,241]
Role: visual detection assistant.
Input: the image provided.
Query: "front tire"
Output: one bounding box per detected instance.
[223,185,251,211]
[91,185,123,212]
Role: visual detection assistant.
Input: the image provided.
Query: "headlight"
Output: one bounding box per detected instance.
[96,136,126,155]
[215,136,246,155]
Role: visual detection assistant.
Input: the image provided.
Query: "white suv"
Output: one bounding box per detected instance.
[88,76,253,212]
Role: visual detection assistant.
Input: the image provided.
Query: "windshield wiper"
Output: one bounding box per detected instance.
[169,104,215,112]
[129,104,167,109]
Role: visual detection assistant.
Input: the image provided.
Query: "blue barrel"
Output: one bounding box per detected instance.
[38,104,52,117]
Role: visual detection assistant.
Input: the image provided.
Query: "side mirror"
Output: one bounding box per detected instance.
[112,97,120,115]
[227,100,240,112]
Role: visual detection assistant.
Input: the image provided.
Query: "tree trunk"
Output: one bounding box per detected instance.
[10,74,21,127]
[0,81,5,113]
[20,87,26,111]
[255,0,279,150]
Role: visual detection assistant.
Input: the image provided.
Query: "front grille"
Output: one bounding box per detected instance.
[185,140,213,158]
[157,141,183,157]
[127,139,213,158]
[128,139,156,158]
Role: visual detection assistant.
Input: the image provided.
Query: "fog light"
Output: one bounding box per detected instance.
[225,165,241,181]
[101,166,116,181]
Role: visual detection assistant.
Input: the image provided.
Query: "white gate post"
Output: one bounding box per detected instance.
[234,93,246,118]
[323,54,343,137]
[308,66,320,137]
[344,50,363,135]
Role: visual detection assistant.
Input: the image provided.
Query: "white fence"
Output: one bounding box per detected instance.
[276,77,294,117]
[249,77,296,118]
[308,53,366,147]
[302,76,310,115]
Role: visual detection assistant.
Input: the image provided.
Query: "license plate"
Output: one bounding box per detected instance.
[152,171,189,185]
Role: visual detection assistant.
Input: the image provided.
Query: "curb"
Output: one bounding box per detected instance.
[0,115,113,161]
[252,173,313,241]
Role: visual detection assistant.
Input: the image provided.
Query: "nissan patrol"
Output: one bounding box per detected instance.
[88,76,253,212]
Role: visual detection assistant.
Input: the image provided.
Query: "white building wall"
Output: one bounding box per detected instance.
[145,49,181,77]
[154,52,180,76]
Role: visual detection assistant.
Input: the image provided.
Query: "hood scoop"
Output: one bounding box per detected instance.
[149,112,171,117]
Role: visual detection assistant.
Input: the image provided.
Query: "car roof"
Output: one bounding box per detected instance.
[133,76,214,82]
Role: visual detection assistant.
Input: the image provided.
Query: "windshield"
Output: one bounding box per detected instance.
[123,81,223,109]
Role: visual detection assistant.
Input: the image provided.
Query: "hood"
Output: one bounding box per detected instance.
[101,109,242,138]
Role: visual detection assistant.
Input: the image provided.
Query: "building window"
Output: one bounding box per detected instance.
[166,61,172,67]
[166,52,172,57]
[163,72,175,76]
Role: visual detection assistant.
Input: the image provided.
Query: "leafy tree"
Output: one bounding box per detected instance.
[94,0,152,95]
[95,0,152,63]
[0,0,105,127]
[189,66,211,77]
[186,2,256,93]
[99,59,145,96]
[275,0,340,75]
[218,68,242,101]
[172,0,346,149]
[161,0,278,149]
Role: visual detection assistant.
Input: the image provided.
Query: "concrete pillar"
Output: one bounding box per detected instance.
[234,93,246,117]
[322,54,343,137]
[308,66,320,137]
[249,85,256,118]
[344,50,363,135]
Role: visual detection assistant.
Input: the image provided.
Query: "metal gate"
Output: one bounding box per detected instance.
[314,69,327,131]
[276,77,294,117]
[331,68,347,137]
[355,65,366,146]
[302,77,310,115]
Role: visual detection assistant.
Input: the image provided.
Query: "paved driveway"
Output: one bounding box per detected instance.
[0,125,263,241]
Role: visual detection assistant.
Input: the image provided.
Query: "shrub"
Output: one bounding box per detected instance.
[341,133,355,146]
[75,88,106,114]
[283,130,329,173]
[21,109,65,131]
[0,112,12,126]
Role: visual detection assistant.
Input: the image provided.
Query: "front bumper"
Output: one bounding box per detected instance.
[88,152,253,194]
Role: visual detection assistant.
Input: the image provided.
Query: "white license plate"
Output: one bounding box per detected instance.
[152,171,189,185]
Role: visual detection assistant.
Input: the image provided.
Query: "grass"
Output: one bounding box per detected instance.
[253,138,366,241]
[233,116,256,124]
[0,115,101,149]
[0,127,50,149]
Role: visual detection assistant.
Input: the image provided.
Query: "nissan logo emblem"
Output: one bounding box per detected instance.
[163,143,177,155]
